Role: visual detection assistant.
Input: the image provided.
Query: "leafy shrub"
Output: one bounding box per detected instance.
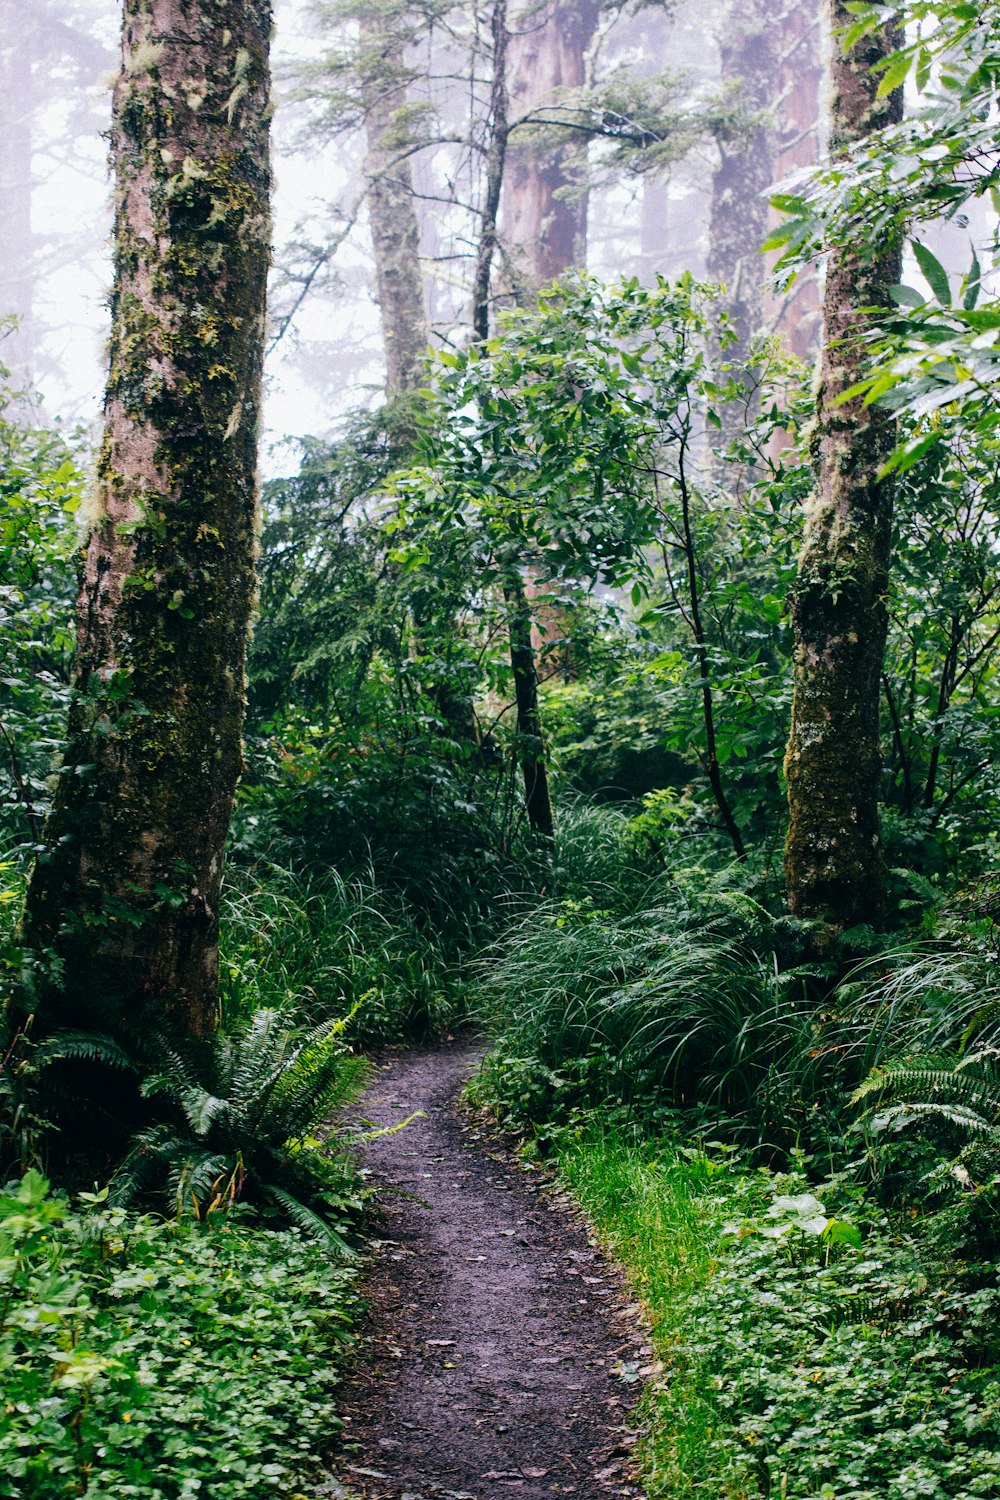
[0,386,81,861]
[0,1170,360,1500]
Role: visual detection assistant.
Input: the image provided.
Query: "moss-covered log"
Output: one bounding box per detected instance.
[783,0,902,929]
[24,0,272,1040]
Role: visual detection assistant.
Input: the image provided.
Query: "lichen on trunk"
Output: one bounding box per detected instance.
[783,0,902,930]
[23,0,272,1044]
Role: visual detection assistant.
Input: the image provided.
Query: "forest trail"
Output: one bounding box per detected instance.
[326,1041,648,1500]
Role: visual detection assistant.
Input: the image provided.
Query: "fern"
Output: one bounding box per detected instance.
[112,1007,370,1246]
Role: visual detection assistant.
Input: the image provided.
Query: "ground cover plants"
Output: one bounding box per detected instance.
[557,1135,1000,1499]
[0,1170,361,1500]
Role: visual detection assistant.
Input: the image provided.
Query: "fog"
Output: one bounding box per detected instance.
[0,0,985,473]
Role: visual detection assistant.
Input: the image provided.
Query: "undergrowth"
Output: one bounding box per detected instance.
[221,858,469,1041]
[0,1170,360,1500]
[559,1135,1000,1498]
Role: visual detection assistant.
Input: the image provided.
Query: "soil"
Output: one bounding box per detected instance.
[322,1039,650,1500]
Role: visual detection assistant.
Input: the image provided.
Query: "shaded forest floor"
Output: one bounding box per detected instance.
[325,1041,649,1500]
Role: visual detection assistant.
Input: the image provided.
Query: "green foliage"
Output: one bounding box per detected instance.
[770,0,1000,456]
[219,858,466,1039]
[560,1139,1000,1499]
[0,1170,359,1499]
[115,1007,369,1250]
[475,880,842,1151]
[0,371,82,861]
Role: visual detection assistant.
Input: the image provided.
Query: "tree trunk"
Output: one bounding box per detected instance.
[505,570,554,839]
[360,12,429,393]
[472,0,511,342]
[504,0,599,295]
[707,0,778,377]
[0,14,37,382]
[767,0,824,361]
[783,2,902,930]
[24,0,272,1040]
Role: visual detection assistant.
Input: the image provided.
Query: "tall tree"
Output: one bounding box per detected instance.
[24,1,272,1044]
[706,0,777,370]
[783,2,903,928]
[504,0,600,294]
[359,7,429,393]
[768,0,823,360]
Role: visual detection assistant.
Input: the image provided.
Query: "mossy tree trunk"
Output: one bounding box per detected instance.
[783,1,902,929]
[24,0,272,1039]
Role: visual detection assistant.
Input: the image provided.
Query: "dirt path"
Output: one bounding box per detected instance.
[324,1040,648,1500]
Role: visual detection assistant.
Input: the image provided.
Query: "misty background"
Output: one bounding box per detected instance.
[0,0,988,471]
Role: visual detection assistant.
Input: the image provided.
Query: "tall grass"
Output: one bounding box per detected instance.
[475,890,841,1151]
[220,859,467,1039]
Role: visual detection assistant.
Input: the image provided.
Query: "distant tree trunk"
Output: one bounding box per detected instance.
[0,19,37,379]
[707,0,778,377]
[504,569,554,838]
[505,0,599,295]
[360,13,429,393]
[24,2,272,1041]
[472,0,511,342]
[767,0,824,361]
[783,2,903,930]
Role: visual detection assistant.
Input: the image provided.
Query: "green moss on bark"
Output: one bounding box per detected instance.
[783,1,903,931]
[23,2,273,1065]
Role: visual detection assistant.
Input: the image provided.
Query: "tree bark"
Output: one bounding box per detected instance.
[783,2,902,929]
[504,0,599,294]
[767,0,824,360]
[472,0,511,343]
[707,0,778,375]
[505,570,554,839]
[360,12,429,393]
[24,0,272,1038]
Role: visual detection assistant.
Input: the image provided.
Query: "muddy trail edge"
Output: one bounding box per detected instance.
[325,1039,650,1500]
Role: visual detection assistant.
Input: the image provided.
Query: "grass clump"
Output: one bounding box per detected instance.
[0,1170,360,1500]
[475,888,835,1152]
[221,859,467,1040]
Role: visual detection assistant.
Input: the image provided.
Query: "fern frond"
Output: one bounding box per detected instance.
[868,1101,995,1136]
[264,1183,355,1256]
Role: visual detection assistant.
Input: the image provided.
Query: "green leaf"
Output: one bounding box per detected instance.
[823,1218,863,1250]
[963,246,982,311]
[876,49,913,98]
[911,241,951,306]
[889,284,925,309]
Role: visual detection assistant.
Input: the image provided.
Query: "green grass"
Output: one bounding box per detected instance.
[556,1133,1000,1499]
[556,1132,734,1494]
